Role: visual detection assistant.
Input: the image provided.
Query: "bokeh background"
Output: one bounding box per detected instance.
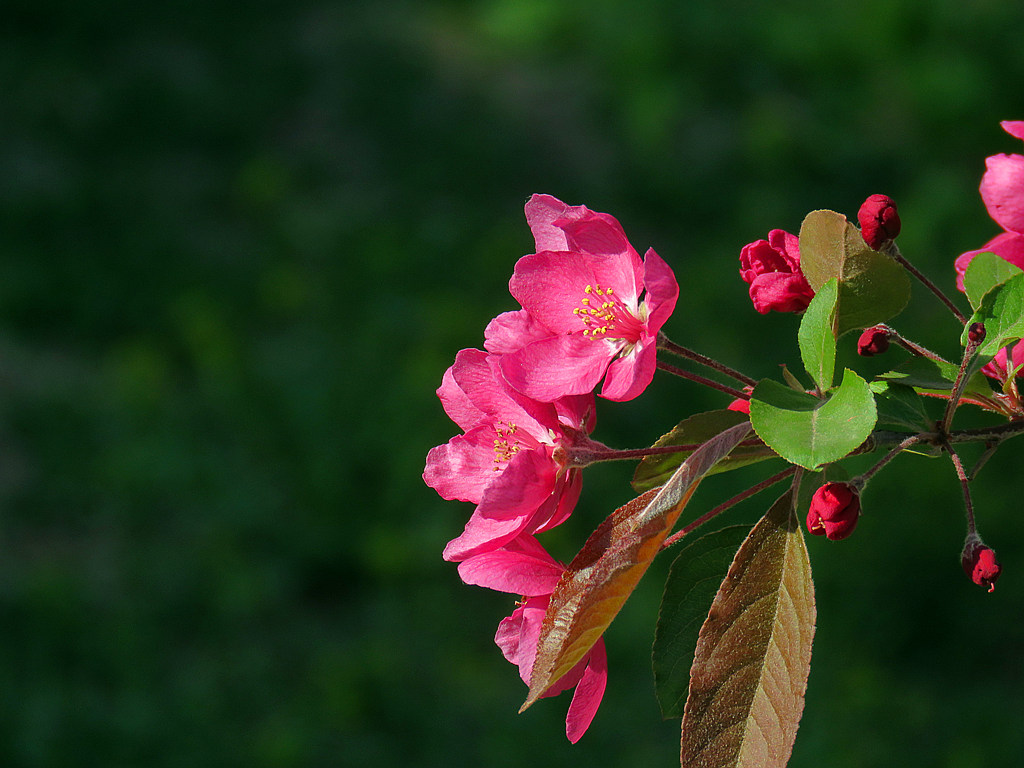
[3,1,1024,766]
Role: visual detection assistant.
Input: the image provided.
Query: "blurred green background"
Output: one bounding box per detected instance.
[3,1,1023,766]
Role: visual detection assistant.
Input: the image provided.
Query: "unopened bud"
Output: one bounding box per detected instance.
[962,535,1001,592]
[968,322,986,345]
[858,194,901,250]
[857,326,891,357]
[806,482,861,540]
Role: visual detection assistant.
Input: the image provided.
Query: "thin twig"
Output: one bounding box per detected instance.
[656,360,748,400]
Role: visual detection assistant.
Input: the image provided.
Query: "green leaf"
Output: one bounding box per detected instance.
[652,525,751,719]
[963,251,1024,310]
[962,271,1024,357]
[868,380,932,431]
[749,370,877,470]
[680,490,815,768]
[780,364,806,392]
[876,357,994,404]
[632,410,777,492]
[523,422,754,712]
[797,277,838,391]
[798,209,911,336]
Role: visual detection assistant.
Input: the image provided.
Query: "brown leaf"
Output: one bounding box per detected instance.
[680,489,815,768]
[522,421,754,712]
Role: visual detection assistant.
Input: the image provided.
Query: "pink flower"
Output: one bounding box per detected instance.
[458,536,608,743]
[980,121,1024,235]
[424,348,596,562]
[954,121,1024,380]
[739,229,815,314]
[498,194,679,403]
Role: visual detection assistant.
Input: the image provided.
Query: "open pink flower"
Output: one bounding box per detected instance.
[424,348,596,562]
[739,229,814,314]
[498,194,679,403]
[954,121,1024,379]
[458,536,608,743]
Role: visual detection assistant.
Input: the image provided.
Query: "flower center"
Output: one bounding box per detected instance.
[492,421,521,470]
[573,284,643,342]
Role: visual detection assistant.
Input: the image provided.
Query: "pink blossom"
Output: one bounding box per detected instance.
[980,121,1024,235]
[458,536,608,743]
[857,194,901,250]
[806,482,860,541]
[498,194,679,403]
[954,121,1024,380]
[423,348,596,562]
[739,229,815,314]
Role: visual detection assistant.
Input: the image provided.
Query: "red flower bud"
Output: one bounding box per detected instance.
[739,230,815,314]
[961,536,1001,592]
[726,397,750,415]
[858,194,901,250]
[857,325,891,357]
[806,482,860,540]
[967,322,986,345]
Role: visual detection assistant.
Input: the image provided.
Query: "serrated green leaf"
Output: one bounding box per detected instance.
[523,422,754,712]
[868,380,933,431]
[680,489,815,768]
[798,209,911,336]
[749,370,877,470]
[652,525,751,719]
[963,251,1024,310]
[797,277,838,391]
[632,410,777,492]
[962,271,1024,357]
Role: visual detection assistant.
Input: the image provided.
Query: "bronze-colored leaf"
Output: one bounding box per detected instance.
[522,421,754,712]
[679,489,815,768]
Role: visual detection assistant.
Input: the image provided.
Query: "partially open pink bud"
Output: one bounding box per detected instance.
[739,230,814,314]
[806,482,861,540]
[857,325,891,357]
[962,536,1002,592]
[858,194,901,250]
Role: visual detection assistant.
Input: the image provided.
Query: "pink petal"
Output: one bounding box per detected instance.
[436,362,485,432]
[1001,121,1024,141]
[955,232,1024,291]
[457,549,563,595]
[565,640,608,744]
[452,349,554,442]
[981,152,1024,235]
[641,247,679,332]
[748,272,814,314]
[501,334,614,402]
[534,470,583,533]
[442,448,557,561]
[498,599,549,683]
[510,251,603,334]
[552,393,597,432]
[484,310,551,355]
[599,336,656,402]
[423,428,501,503]
[525,194,574,252]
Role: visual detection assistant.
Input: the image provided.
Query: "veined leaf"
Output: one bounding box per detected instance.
[868,380,932,432]
[876,357,995,405]
[962,271,1024,357]
[797,277,838,392]
[522,421,754,712]
[798,209,911,336]
[653,525,752,719]
[963,251,1024,311]
[680,490,815,768]
[632,410,777,493]
[749,370,877,470]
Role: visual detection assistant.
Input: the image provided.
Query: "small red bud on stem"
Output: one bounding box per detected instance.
[857,325,891,357]
[961,535,1001,592]
[858,194,901,250]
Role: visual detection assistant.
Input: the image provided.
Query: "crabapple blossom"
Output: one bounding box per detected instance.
[739,229,815,314]
[806,482,861,541]
[857,194,901,250]
[423,348,596,562]
[458,535,608,743]
[962,535,1002,592]
[499,194,679,403]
